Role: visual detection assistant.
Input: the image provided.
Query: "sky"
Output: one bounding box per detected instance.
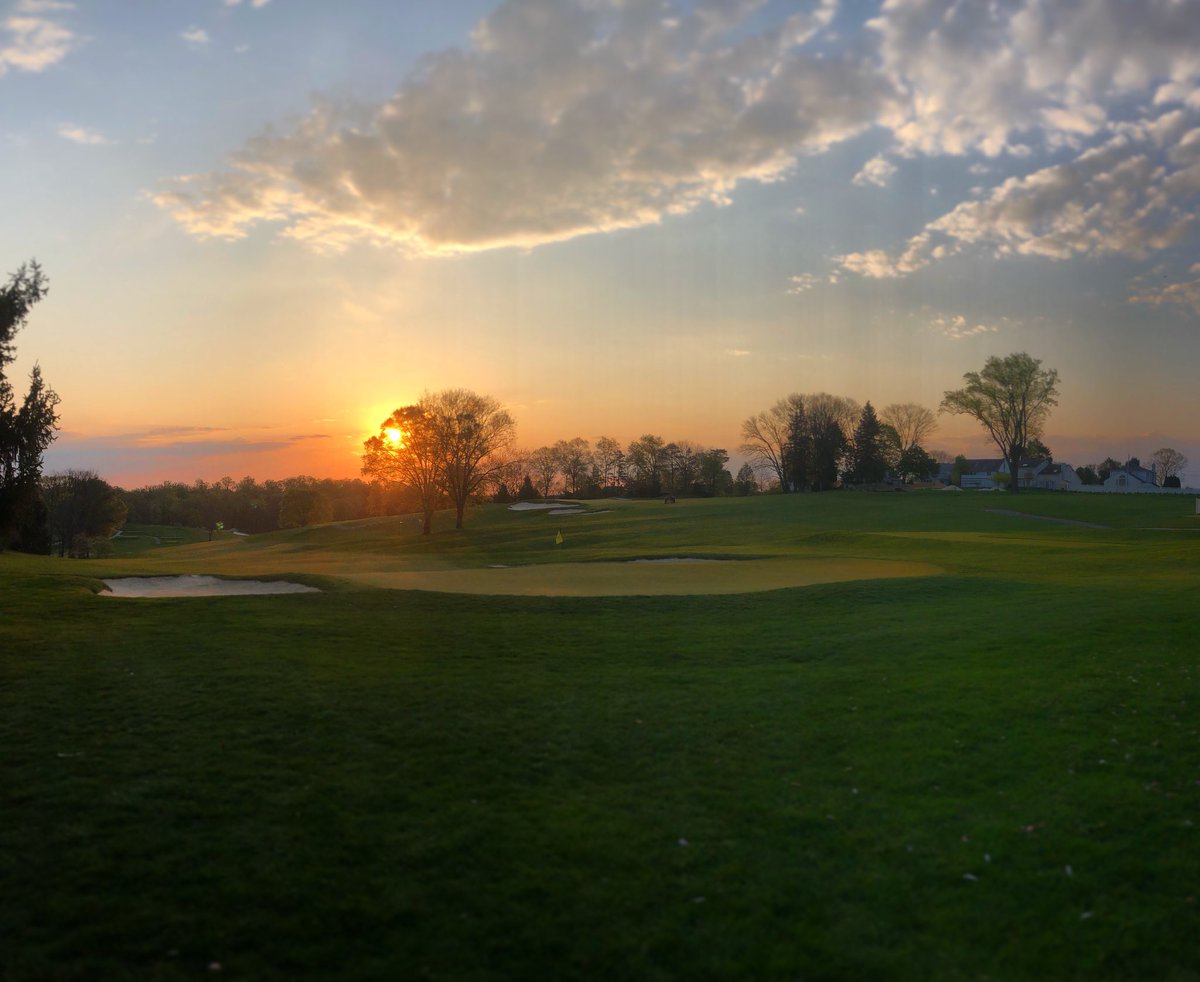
[3,0,1199,487]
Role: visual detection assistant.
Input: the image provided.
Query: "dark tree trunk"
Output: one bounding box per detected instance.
[1008,451,1021,493]
[422,509,433,535]
[455,502,465,529]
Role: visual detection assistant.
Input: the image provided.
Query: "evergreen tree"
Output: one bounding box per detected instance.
[846,401,888,485]
[782,398,809,492]
[1,262,59,551]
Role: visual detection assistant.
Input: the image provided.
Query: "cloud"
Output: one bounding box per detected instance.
[929,314,997,340]
[0,0,75,77]
[1129,265,1200,315]
[224,0,272,7]
[57,122,109,145]
[785,273,820,294]
[839,108,1200,277]
[180,25,210,45]
[154,0,889,254]
[852,154,897,187]
[725,348,751,357]
[869,0,1200,157]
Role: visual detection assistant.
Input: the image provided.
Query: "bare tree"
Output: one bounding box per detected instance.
[428,389,517,528]
[739,395,799,491]
[528,445,561,499]
[1150,447,1188,486]
[593,435,623,490]
[880,402,936,451]
[554,438,592,496]
[941,353,1060,495]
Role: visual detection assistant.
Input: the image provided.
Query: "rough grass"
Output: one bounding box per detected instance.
[3,491,1199,979]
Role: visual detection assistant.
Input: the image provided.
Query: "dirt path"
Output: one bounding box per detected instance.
[985,509,1109,529]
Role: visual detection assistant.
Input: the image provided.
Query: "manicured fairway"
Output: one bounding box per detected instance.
[3,492,1199,979]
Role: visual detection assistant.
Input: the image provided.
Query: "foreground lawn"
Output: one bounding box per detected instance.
[3,492,1199,979]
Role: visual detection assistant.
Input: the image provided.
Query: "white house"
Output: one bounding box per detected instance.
[1102,467,1157,492]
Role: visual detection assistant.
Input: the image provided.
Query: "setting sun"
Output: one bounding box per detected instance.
[384,427,403,445]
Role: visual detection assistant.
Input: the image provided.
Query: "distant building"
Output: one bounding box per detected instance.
[1103,467,1157,492]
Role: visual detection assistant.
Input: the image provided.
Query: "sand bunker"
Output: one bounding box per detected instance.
[342,558,939,597]
[508,502,569,511]
[102,575,320,598]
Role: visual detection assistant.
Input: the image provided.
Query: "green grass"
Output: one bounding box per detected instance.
[4,492,1200,979]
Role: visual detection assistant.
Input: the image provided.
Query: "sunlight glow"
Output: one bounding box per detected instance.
[384,427,403,446]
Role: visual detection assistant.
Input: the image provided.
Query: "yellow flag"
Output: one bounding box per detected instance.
[555,530,564,545]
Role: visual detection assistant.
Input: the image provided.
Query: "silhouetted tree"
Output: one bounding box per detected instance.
[43,470,127,557]
[846,402,889,484]
[1151,447,1187,486]
[897,445,939,483]
[428,389,517,529]
[517,474,539,500]
[528,445,560,499]
[880,402,936,452]
[740,395,798,492]
[734,463,757,495]
[1,262,59,551]
[941,352,1060,495]
[278,480,333,528]
[782,398,809,492]
[363,404,445,534]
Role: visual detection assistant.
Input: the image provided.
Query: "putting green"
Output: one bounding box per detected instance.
[340,558,941,596]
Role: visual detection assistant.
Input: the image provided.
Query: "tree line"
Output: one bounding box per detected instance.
[3,263,1176,554]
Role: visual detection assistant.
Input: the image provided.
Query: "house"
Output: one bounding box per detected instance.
[1027,458,1084,489]
[1016,460,1082,491]
[961,460,1006,489]
[1103,467,1157,492]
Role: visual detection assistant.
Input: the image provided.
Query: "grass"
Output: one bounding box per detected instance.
[3,491,1200,979]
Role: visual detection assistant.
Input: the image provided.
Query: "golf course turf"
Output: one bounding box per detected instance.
[3,492,1199,978]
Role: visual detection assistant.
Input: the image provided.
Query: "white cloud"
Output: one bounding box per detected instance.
[786,273,820,294]
[930,314,997,340]
[839,108,1200,278]
[224,0,272,6]
[725,348,751,357]
[852,154,897,188]
[57,122,108,145]
[155,0,888,254]
[0,0,75,77]
[180,26,210,45]
[869,0,1200,157]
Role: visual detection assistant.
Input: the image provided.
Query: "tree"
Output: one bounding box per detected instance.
[950,454,970,487]
[554,438,591,497]
[880,403,936,452]
[278,480,333,529]
[1,261,59,551]
[734,463,757,496]
[1025,437,1052,461]
[940,353,1060,495]
[845,401,889,485]
[697,448,731,496]
[808,412,846,491]
[42,470,127,557]
[625,434,665,496]
[782,398,809,492]
[739,396,798,492]
[527,446,561,500]
[517,474,539,500]
[1097,457,1121,482]
[898,445,939,483]
[1075,464,1100,485]
[1150,447,1187,487]
[593,436,624,491]
[362,404,444,534]
[427,388,516,529]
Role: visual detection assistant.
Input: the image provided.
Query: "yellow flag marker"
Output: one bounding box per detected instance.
[555,530,564,545]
